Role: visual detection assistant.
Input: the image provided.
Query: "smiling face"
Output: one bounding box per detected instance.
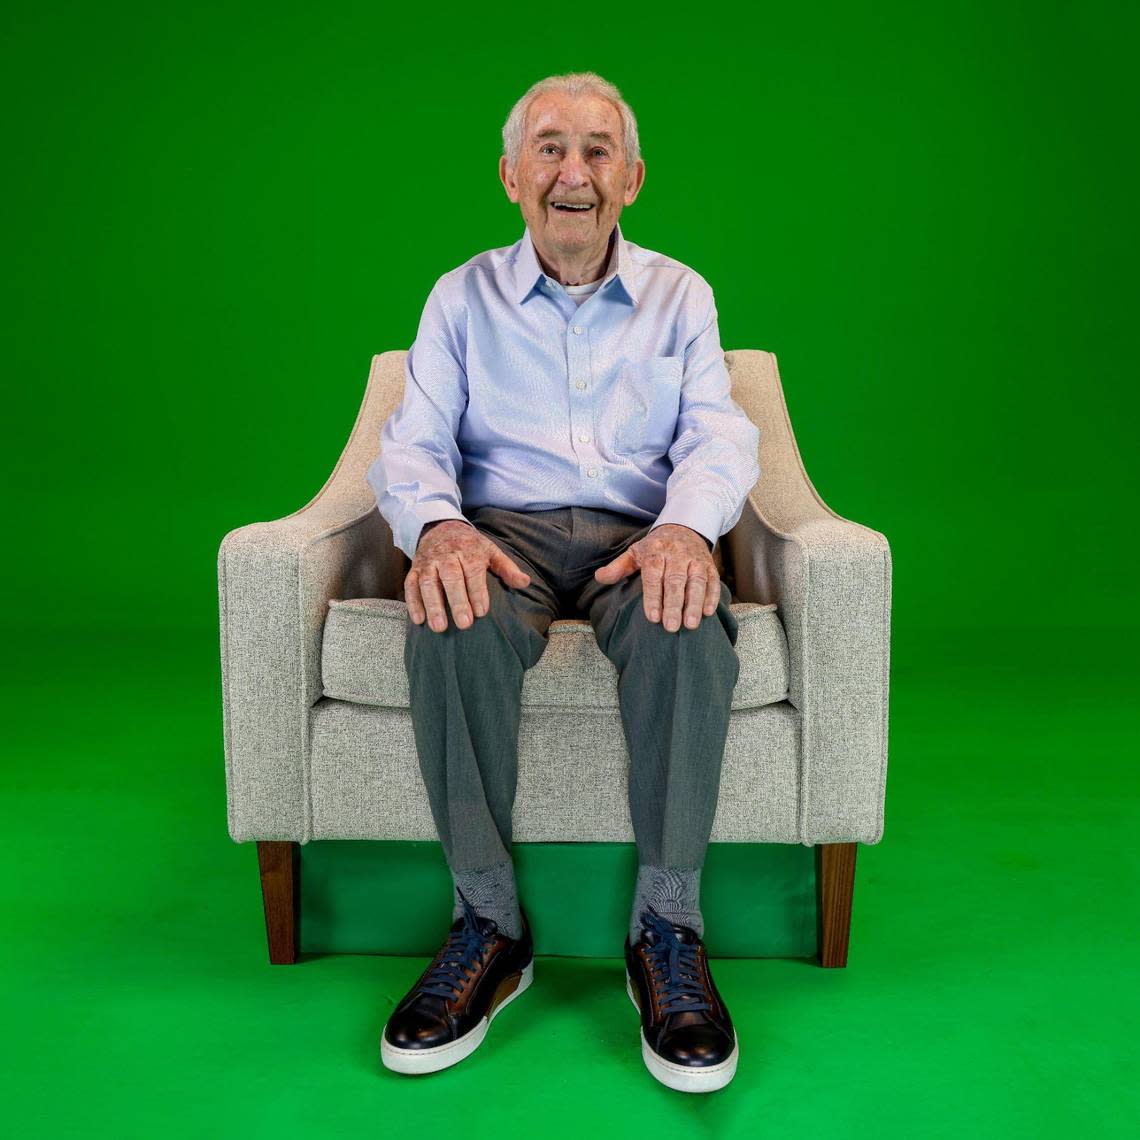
[500,90,644,282]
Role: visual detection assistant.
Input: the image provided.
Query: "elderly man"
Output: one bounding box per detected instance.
[369,71,759,1094]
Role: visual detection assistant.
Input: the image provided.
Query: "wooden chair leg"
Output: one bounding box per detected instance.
[815,842,857,968]
[257,841,301,964]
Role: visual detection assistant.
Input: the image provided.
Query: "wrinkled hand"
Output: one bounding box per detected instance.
[594,523,719,632]
[406,520,531,633]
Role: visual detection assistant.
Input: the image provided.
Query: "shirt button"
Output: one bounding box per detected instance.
[578,434,589,442]
[587,468,597,477]
[572,326,582,335]
[575,381,586,390]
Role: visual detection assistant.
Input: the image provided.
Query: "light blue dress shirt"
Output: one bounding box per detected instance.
[367,220,761,561]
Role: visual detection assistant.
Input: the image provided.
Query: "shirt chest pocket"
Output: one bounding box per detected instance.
[612,356,683,457]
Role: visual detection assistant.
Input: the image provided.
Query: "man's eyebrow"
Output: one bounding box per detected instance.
[533,128,617,144]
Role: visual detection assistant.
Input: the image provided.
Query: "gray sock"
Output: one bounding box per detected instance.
[451,859,522,940]
[629,864,704,944]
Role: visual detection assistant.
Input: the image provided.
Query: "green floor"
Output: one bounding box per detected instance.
[3,625,1135,1138]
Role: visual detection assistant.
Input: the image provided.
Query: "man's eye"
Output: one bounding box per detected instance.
[539,145,608,157]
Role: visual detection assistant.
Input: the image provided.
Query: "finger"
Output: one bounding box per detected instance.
[703,571,721,617]
[405,571,427,624]
[437,554,474,630]
[418,569,449,632]
[661,563,690,632]
[490,549,531,588]
[485,547,528,592]
[641,555,664,623]
[683,565,709,629]
[465,561,490,618]
[597,549,633,583]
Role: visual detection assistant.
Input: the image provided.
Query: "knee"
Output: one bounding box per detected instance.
[404,580,535,668]
[404,606,499,646]
[621,594,722,639]
[625,596,739,668]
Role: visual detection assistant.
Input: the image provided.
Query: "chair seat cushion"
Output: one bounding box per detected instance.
[320,597,789,711]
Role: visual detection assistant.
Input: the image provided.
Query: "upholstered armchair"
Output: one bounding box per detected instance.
[217,349,892,968]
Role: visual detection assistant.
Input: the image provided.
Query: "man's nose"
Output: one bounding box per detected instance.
[557,153,589,183]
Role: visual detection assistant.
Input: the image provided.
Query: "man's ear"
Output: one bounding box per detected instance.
[499,155,518,203]
[624,158,645,206]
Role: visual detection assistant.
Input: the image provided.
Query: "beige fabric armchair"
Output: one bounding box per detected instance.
[217,350,892,967]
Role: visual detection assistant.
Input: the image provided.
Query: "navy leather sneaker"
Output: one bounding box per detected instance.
[625,904,739,1092]
[381,891,533,1075]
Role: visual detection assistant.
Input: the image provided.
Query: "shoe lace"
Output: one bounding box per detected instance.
[640,904,712,1016]
[417,890,496,1002]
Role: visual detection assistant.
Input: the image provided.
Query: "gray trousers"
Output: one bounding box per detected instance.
[404,505,740,875]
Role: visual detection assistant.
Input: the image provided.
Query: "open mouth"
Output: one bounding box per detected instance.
[551,202,595,214]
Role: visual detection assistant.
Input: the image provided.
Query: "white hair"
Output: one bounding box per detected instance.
[501,71,641,169]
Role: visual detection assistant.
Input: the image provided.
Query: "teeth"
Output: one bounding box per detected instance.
[554,203,592,210]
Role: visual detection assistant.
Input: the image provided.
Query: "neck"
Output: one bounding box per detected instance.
[535,227,616,286]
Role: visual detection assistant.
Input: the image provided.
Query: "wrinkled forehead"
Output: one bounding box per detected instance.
[526,94,622,146]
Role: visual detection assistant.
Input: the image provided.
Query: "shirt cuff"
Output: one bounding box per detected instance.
[648,504,719,551]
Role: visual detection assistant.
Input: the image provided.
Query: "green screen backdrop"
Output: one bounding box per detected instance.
[3,1,1136,1135]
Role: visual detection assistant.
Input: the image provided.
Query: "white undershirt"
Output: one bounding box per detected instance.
[562,277,603,307]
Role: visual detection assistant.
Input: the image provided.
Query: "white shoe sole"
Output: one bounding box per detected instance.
[626,969,739,1093]
[380,957,533,1075]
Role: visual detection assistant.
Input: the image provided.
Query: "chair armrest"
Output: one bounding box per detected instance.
[724,350,892,846]
[217,353,405,843]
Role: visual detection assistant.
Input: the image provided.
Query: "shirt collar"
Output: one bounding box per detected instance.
[512,219,639,307]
